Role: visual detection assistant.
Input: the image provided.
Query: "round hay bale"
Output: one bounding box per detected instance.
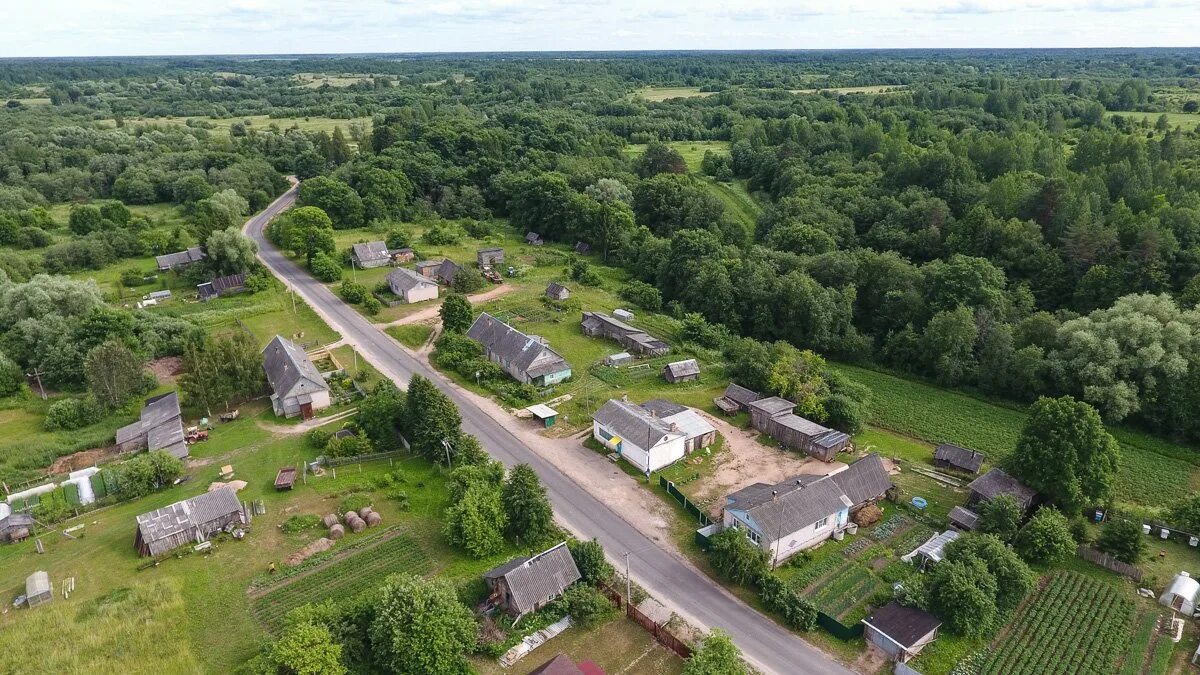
[349,518,367,533]
[344,511,359,523]
[322,514,339,528]
[329,524,345,539]
[366,512,383,527]
[358,506,374,519]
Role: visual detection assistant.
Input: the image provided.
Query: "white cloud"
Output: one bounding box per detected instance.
[2,0,1198,56]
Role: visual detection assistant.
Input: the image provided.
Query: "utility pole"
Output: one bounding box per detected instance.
[625,551,631,605]
[351,258,358,282]
[26,367,47,401]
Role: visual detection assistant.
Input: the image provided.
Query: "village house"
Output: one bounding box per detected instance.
[862,602,942,663]
[196,272,247,302]
[477,247,505,266]
[721,453,893,563]
[115,391,188,459]
[350,241,391,268]
[134,486,245,557]
[483,541,581,620]
[747,396,851,462]
[415,260,442,277]
[466,312,573,386]
[386,267,439,304]
[967,468,1038,513]
[155,246,206,271]
[580,311,670,357]
[545,282,570,301]
[640,399,718,452]
[714,383,763,415]
[662,359,700,384]
[933,443,986,474]
[593,398,688,473]
[262,335,331,420]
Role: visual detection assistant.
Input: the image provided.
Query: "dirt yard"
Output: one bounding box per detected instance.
[46,445,121,475]
[148,356,184,384]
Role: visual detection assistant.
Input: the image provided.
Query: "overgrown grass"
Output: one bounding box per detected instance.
[387,323,434,349]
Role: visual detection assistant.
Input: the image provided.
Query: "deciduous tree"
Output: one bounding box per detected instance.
[1008,396,1119,514]
[439,294,473,333]
[369,574,477,675]
[684,630,748,675]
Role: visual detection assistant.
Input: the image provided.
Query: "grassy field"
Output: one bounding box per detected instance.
[387,323,435,349]
[1107,111,1200,129]
[788,85,908,95]
[292,72,376,88]
[832,363,1200,510]
[636,86,716,101]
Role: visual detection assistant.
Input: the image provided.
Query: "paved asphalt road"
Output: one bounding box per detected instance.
[245,184,856,675]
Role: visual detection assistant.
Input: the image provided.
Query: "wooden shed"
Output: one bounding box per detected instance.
[933,444,985,474]
[863,602,941,663]
[134,487,245,557]
[477,247,505,266]
[275,467,297,491]
[747,396,851,462]
[662,359,700,384]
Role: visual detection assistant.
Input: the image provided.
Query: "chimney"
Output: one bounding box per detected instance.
[669,422,678,432]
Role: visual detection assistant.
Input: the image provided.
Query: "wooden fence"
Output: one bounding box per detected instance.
[1077,545,1143,581]
[600,584,693,659]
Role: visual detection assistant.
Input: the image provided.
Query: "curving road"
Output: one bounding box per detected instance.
[245,183,855,675]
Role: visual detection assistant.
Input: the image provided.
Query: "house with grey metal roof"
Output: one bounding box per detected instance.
[580,311,669,356]
[484,541,580,619]
[662,359,700,384]
[466,313,572,387]
[592,398,687,474]
[933,443,985,474]
[262,335,331,419]
[641,399,717,452]
[386,267,439,304]
[134,487,245,557]
[155,246,206,271]
[115,391,188,459]
[350,241,391,268]
[967,468,1038,513]
[722,453,893,563]
[747,396,851,462]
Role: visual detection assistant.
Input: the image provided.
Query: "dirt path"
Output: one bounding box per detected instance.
[254,408,359,436]
[379,283,518,328]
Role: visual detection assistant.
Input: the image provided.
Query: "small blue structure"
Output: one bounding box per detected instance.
[911,497,928,510]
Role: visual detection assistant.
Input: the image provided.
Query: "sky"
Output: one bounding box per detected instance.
[4,0,1199,58]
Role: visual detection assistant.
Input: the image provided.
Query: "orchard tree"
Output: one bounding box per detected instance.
[684,630,749,675]
[204,227,258,275]
[443,482,506,558]
[502,464,554,545]
[1096,519,1146,563]
[369,574,477,675]
[945,534,1035,615]
[269,622,346,675]
[439,294,473,334]
[1015,508,1076,565]
[1008,396,1119,514]
[84,339,147,410]
[976,494,1023,543]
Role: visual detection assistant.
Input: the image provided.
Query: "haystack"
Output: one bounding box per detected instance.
[322,514,339,528]
[343,511,359,523]
[365,512,382,527]
[358,507,374,519]
[329,524,345,540]
[349,518,366,533]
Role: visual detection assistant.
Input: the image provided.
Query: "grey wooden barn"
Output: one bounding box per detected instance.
[747,396,851,462]
[135,487,245,557]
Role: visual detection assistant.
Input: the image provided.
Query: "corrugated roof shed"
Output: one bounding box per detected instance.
[828,454,894,507]
[968,468,1037,506]
[136,487,244,556]
[115,392,188,459]
[155,247,206,270]
[934,444,986,473]
[387,266,436,293]
[593,399,682,448]
[747,396,796,417]
[662,408,716,442]
[723,383,762,407]
[640,398,687,418]
[484,542,581,615]
[948,505,979,530]
[863,602,941,649]
[664,359,700,378]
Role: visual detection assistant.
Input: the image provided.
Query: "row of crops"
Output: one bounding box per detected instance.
[979,572,1135,675]
[251,532,434,630]
[801,559,886,623]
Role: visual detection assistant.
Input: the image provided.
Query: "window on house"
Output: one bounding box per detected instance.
[746,529,761,544]
[815,517,828,529]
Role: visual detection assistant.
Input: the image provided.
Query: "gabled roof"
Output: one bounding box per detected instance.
[863,602,941,649]
[116,392,187,458]
[828,454,893,507]
[436,259,459,283]
[155,247,206,269]
[351,241,390,262]
[747,396,795,417]
[726,474,852,544]
[968,468,1037,505]
[387,267,437,293]
[640,398,687,418]
[723,383,762,407]
[934,444,985,473]
[136,487,243,546]
[546,282,569,297]
[484,542,580,615]
[525,231,542,243]
[661,408,716,441]
[262,335,329,400]
[664,359,700,378]
[415,260,441,271]
[948,505,980,530]
[593,399,684,449]
[466,312,571,380]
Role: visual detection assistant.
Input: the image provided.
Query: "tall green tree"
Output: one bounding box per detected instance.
[1096,518,1146,563]
[368,574,477,675]
[502,464,554,545]
[404,375,463,465]
[1008,396,1119,514]
[84,339,147,410]
[283,206,336,267]
[1014,508,1076,565]
[976,494,1023,544]
[444,482,506,558]
[683,630,749,675]
[204,227,258,275]
[299,176,364,229]
[269,622,347,675]
[439,294,473,334]
[356,381,406,451]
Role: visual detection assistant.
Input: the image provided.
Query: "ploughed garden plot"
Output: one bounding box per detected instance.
[980,572,1134,675]
[250,529,433,630]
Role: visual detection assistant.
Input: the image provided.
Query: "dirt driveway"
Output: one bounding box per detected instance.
[380,283,517,328]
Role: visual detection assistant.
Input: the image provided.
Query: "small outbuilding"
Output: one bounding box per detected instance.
[526,404,559,428]
[948,505,979,531]
[525,232,544,246]
[391,247,415,263]
[134,487,246,557]
[933,444,985,474]
[573,242,591,255]
[901,530,961,570]
[662,359,700,384]
[415,260,442,278]
[1161,572,1200,617]
[603,352,632,367]
[477,247,505,266]
[714,383,762,415]
[435,259,460,285]
[197,272,247,302]
[863,602,941,663]
[155,246,206,271]
[0,504,35,544]
[351,241,391,268]
[25,571,52,609]
[545,282,571,301]
[967,468,1038,513]
[484,541,580,620]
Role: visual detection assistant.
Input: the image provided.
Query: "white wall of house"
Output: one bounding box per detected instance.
[276,386,331,418]
[402,283,439,304]
[724,506,850,563]
[592,421,686,473]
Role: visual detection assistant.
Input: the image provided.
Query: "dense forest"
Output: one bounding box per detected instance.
[3,49,1200,441]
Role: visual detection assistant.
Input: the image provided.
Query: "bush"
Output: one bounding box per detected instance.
[310,252,343,282]
[340,493,372,514]
[362,296,382,316]
[0,350,23,396]
[33,487,72,523]
[339,279,369,304]
[325,432,373,458]
[116,451,184,498]
[708,528,769,586]
[569,539,614,585]
[119,267,147,287]
[385,228,411,250]
[422,221,463,245]
[244,270,273,293]
[282,514,322,534]
[567,258,601,286]
[561,584,617,627]
[759,574,818,630]
[309,427,333,448]
[1096,518,1146,563]
[14,226,51,249]
[1014,508,1076,565]
[452,266,485,294]
[44,395,103,431]
[619,280,662,311]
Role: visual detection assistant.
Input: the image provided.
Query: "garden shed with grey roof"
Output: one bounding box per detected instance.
[115,391,188,459]
[386,267,439,303]
[484,542,580,618]
[747,396,851,462]
[662,359,700,383]
[933,443,985,474]
[968,468,1038,512]
[155,246,206,271]
[134,487,245,557]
